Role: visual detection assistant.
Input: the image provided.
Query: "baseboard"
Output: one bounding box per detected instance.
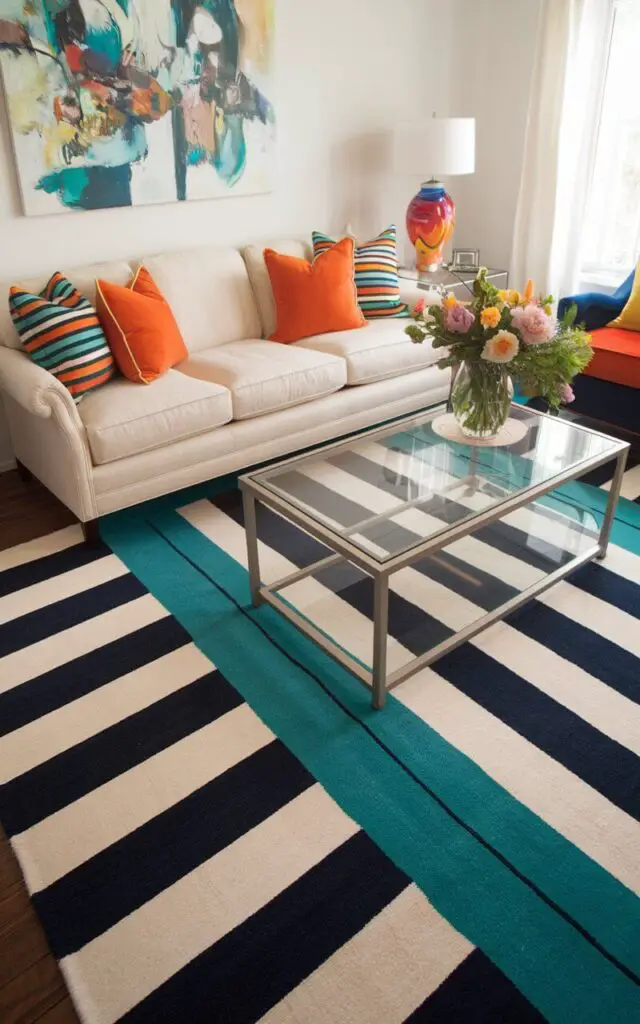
[0,458,16,474]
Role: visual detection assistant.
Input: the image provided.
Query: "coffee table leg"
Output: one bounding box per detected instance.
[243,490,263,606]
[597,448,628,560]
[372,575,389,710]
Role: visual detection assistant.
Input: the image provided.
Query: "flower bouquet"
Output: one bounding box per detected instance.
[405,269,593,439]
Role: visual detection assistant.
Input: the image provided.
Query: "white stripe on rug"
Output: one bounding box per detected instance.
[0,644,214,782]
[61,786,359,1024]
[0,525,83,572]
[0,553,128,624]
[259,884,473,1024]
[13,703,272,893]
[180,499,640,889]
[0,593,168,694]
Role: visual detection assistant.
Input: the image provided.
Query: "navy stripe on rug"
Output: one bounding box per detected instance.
[0,616,189,738]
[0,670,240,837]
[0,574,147,658]
[508,602,639,705]
[121,830,409,1024]
[569,561,639,619]
[0,541,110,599]
[212,493,640,820]
[434,644,640,821]
[34,740,314,958]
[406,948,546,1023]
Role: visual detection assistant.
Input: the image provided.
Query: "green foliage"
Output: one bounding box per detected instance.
[404,269,593,409]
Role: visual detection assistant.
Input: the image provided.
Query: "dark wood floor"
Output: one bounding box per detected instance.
[0,469,78,1024]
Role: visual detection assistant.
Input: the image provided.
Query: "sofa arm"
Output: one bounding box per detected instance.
[399,280,442,314]
[0,346,82,424]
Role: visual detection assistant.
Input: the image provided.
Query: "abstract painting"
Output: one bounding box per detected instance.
[0,1,275,215]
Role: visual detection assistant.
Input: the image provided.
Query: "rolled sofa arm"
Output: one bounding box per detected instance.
[399,280,442,314]
[0,345,82,423]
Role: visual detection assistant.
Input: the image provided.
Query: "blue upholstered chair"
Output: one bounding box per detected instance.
[557,270,634,330]
[556,269,639,433]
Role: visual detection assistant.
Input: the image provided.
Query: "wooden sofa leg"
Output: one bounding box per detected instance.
[82,519,100,547]
[15,458,33,483]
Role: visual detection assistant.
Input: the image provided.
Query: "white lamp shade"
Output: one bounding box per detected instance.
[395,117,476,177]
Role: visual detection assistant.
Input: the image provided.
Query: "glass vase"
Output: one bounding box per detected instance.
[451,361,514,440]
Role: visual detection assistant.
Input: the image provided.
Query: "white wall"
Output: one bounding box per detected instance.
[448,0,541,276]
[0,0,454,470]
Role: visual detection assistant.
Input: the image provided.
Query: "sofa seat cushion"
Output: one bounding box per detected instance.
[295,319,439,385]
[79,371,232,465]
[177,339,347,420]
[584,327,640,388]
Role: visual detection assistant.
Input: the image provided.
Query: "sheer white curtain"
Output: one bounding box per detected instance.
[510,0,615,298]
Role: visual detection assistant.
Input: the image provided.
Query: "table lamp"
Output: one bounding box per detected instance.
[398,117,475,273]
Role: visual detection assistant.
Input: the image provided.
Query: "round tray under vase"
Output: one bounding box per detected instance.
[432,413,528,448]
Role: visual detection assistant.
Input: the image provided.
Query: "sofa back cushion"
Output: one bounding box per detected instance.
[142,247,262,352]
[243,239,312,339]
[0,261,133,350]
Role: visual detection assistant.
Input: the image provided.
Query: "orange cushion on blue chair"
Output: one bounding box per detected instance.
[584,327,640,388]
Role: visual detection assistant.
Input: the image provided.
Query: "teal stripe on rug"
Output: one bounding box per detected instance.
[102,507,640,1024]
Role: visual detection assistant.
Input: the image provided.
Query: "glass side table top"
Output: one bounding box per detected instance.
[250,404,625,564]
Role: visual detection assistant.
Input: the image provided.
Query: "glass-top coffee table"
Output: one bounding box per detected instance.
[239,404,629,709]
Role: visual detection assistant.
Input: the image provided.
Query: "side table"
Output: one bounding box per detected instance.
[399,266,508,297]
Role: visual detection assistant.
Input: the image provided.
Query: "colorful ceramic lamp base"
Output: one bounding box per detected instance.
[406,181,455,272]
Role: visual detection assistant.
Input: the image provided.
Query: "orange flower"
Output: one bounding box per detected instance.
[480,306,501,328]
[443,292,457,309]
[523,279,535,303]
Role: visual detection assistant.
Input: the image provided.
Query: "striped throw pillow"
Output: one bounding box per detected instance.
[312,226,409,319]
[9,272,115,402]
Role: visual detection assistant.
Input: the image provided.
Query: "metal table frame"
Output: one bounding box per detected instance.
[239,405,629,710]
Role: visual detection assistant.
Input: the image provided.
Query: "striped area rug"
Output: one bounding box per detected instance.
[0,465,639,1021]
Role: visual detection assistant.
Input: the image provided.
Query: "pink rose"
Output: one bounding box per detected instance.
[414,298,427,315]
[560,383,575,404]
[444,303,475,333]
[511,304,554,345]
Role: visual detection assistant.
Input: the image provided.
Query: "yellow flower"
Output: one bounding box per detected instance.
[443,292,457,309]
[543,303,553,315]
[482,330,519,364]
[498,289,521,306]
[480,306,501,329]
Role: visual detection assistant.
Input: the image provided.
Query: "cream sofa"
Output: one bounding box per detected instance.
[0,239,449,538]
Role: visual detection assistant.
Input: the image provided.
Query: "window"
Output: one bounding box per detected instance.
[580,0,640,286]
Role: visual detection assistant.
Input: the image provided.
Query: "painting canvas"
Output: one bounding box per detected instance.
[0,1,275,215]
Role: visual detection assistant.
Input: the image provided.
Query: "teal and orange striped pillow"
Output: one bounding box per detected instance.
[9,273,115,402]
[312,226,409,320]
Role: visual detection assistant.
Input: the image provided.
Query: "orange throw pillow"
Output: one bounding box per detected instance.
[265,237,367,343]
[96,267,187,383]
